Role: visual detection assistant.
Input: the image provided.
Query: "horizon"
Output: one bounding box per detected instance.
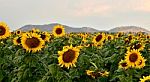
[18,23,150,32]
[0,0,150,31]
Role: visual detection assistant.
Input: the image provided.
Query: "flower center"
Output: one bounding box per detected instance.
[128,36,132,40]
[134,44,142,49]
[25,37,40,48]
[63,49,75,63]
[17,31,21,34]
[17,37,21,43]
[41,34,46,40]
[129,53,138,62]
[56,28,62,34]
[108,36,111,40]
[0,26,6,35]
[95,34,102,42]
[121,62,127,67]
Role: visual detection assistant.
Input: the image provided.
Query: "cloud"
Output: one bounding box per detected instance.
[71,0,111,16]
[134,0,150,12]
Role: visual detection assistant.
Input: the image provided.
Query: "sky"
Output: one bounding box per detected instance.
[0,0,150,31]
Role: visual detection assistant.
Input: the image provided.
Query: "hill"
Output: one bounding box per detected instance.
[19,23,100,33]
[109,26,150,33]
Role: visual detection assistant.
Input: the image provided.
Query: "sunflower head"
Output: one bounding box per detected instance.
[52,25,65,37]
[140,75,150,82]
[21,33,45,53]
[40,32,50,42]
[118,60,129,69]
[58,45,80,69]
[106,34,114,41]
[15,30,22,35]
[92,33,105,44]
[0,22,10,39]
[31,28,40,33]
[13,36,21,45]
[125,49,142,67]
[133,43,145,51]
[135,57,146,69]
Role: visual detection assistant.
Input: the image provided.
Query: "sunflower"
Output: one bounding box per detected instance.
[21,33,45,53]
[133,43,145,51]
[118,60,129,69]
[52,25,65,37]
[128,34,134,41]
[30,28,40,33]
[15,30,22,35]
[106,34,114,41]
[86,70,102,78]
[13,36,21,45]
[40,32,50,42]
[58,45,80,69]
[135,57,146,69]
[124,38,130,44]
[125,49,142,67]
[92,33,105,44]
[99,71,109,77]
[86,70,96,78]
[140,75,150,82]
[0,22,10,39]
[116,32,124,38]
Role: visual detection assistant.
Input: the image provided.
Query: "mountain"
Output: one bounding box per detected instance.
[109,26,150,33]
[18,23,100,33]
[18,24,150,33]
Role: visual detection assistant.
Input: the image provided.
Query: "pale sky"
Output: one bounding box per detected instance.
[0,0,150,31]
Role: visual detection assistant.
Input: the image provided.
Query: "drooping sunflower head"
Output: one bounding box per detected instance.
[125,49,142,67]
[52,25,65,37]
[86,70,96,78]
[21,33,45,53]
[0,22,10,39]
[140,75,150,82]
[13,36,21,45]
[118,60,129,69]
[92,33,105,44]
[58,45,80,69]
[40,32,50,42]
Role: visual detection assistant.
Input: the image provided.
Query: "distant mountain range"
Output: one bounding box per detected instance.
[18,23,150,33]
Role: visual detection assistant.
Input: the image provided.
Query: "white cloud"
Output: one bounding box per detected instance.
[71,0,111,16]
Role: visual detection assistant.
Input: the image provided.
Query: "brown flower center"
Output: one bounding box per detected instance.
[129,53,138,62]
[121,62,127,67]
[17,31,21,34]
[56,28,62,34]
[17,37,21,43]
[95,34,102,42]
[128,36,132,40]
[63,49,76,63]
[108,36,111,40]
[134,43,142,49]
[41,34,46,40]
[25,37,40,48]
[118,33,122,37]
[0,26,6,35]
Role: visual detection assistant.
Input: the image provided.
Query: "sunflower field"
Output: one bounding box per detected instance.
[0,21,150,82]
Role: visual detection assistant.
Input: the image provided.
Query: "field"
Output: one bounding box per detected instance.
[0,22,150,82]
